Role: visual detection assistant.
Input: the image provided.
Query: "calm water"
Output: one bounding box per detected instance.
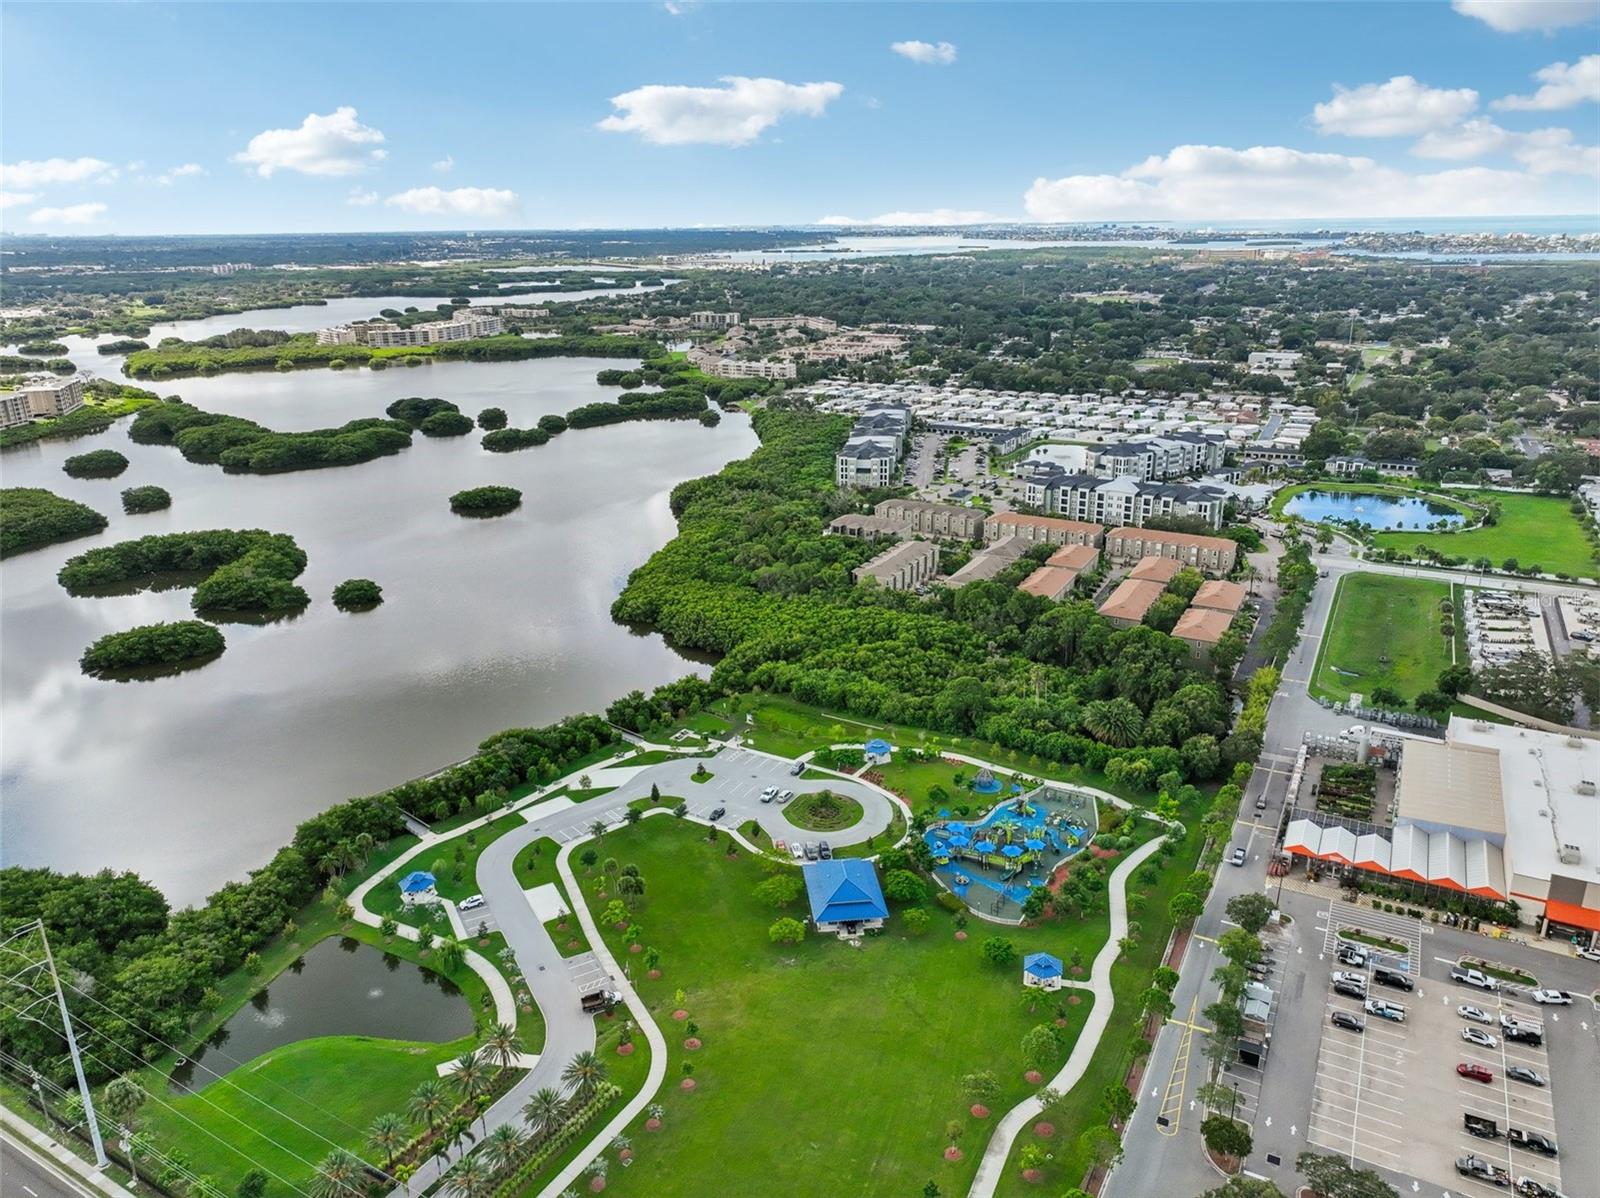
[0,355,756,903]
[1283,489,1466,531]
[171,936,473,1091]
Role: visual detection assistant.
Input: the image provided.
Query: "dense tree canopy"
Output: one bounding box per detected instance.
[0,487,107,558]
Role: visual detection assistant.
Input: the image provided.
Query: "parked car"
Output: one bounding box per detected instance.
[580,988,620,1014]
[1229,846,1247,867]
[1330,1011,1365,1033]
[760,786,778,804]
[789,842,805,860]
[1530,989,1572,1005]
[708,806,726,821]
[1455,1156,1510,1186]
[1451,966,1499,991]
[1337,944,1369,967]
[789,761,805,776]
[818,840,832,860]
[1330,970,1367,989]
[780,789,795,803]
[1506,1066,1547,1087]
[1364,998,1406,1022]
[458,895,486,912]
[1461,1027,1499,1049]
[1464,1113,1501,1140]
[1507,1129,1558,1157]
[1372,967,1414,991]
[1458,1062,1494,1083]
[1334,980,1367,1001]
[1458,1004,1494,1024]
[803,842,819,861]
[1515,1176,1563,1197]
[1506,1025,1544,1047]
[1577,946,1600,962]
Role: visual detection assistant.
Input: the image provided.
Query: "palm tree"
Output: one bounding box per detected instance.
[434,937,465,973]
[452,1049,489,1131]
[483,1023,524,1071]
[588,819,607,841]
[522,1086,565,1141]
[309,1149,364,1198]
[1082,698,1142,747]
[445,1155,489,1198]
[482,1123,527,1175]
[408,1079,449,1137]
[368,1111,407,1174]
[561,1050,607,1099]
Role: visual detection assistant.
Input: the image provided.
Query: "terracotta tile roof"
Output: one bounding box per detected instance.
[1097,578,1166,623]
[1191,579,1247,613]
[1045,544,1099,570]
[1129,556,1183,583]
[1173,606,1233,644]
[1018,565,1080,600]
[1108,526,1236,553]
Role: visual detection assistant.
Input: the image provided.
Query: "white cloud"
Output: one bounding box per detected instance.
[598,76,844,146]
[890,40,957,66]
[0,191,38,209]
[0,156,115,189]
[125,160,146,173]
[1511,126,1600,174]
[662,1,700,14]
[1452,0,1594,32]
[818,208,999,226]
[1312,76,1479,136]
[155,163,206,185]
[1411,117,1514,159]
[1023,143,1561,220]
[28,202,108,225]
[346,188,379,207]
[384,186,519,218]
[232,107,387,177]
[432,154,455,173]
[1494,54,1600,110]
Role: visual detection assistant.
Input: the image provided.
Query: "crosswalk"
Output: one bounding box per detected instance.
[1321,899,1423,974]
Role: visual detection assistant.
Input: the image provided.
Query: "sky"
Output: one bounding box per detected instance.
[2,1,1597,235]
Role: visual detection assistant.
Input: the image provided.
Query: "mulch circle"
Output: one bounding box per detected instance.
[1054,1017,1068,1027]
[969,1104,989,1119]
[680,1077,697,1091]
[588,1178,606,1193]
[629,943,643,953]
[672,1009,689,1021]
[1034,1121,1055,1138]
[1022,1168,1044,1184]
[954,931,968,941]
[1068,994,1082,1005]
[567,939,581,950]
[614,919,628,930]
[616,1043,635,1056]
[684,1037,702,1050]
[648,968,662,979]
[618,1149,633,1163]
[645,1117,663,1132]
[1070,966,1084,975]
[943,1146,963,1162]
[1024,1070,1043,1084]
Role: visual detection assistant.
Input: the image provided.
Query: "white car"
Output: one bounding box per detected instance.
[459,895,486,912]
[760,786,778,803]
[789,841,805,860]
[1530,988,1572,1005]
[1460,1027,1498,1049]
[1229,847,1247,867]
[1457,1004,1493,1025]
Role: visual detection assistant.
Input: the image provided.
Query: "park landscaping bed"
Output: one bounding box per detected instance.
[1338,929,1410,956]
[571,817,1106,1197]
[1458,956,1539,987]
[783,790,864,832]
[1310,573,1455,705]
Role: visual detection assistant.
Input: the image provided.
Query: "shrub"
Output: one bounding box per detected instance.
[419,410,474,437]
[935,891,965,914]
[768,917,806,944]
[63,449,129,479]
[477,407,508,430]
[332,578,384,610]
[120,485,171,515]
[385,396,459,427]
[537,413,568,435]
[481,426,550,453]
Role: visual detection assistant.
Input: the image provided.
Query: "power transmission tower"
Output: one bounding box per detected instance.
[1,920,110,1167]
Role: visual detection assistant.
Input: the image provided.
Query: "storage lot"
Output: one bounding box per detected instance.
[1306,959,1567,1195]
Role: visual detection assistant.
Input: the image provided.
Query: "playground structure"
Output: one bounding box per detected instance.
[924,785,1098,921]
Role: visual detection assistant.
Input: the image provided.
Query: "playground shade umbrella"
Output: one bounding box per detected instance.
[946,833,970,848]
[1000,844,1024,858]
[1023,838,1045,851]
[973,840,997,854]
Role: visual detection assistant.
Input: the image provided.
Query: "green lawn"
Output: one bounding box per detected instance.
[1311,572,1455,704]
[511,836,565,890]
[1371,489,1597,578]
[577,818,1109,1197]
[364,813,525,928]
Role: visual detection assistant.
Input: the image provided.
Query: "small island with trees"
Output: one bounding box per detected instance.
[79,620,226,680]
[332,578,384,611]
[0,487,108,558]
[131,398,413,474]
[62,449,130,479]
[120,485,172,514]
[449,486,522,517]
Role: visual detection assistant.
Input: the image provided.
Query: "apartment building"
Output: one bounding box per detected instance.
[835,404,911,489]
[852,540,940,591]
[691,311,741,328]
[826,513,913,540]
[1104,527,1239,575]
[1097,579,1167,628]
[982,512,1104,548]
[1325,455,1421,478]
[317,313,505,347]
[0,375,87,430]
[1171,607,1234,658]
[944,535,1026,586]
[1021,468,1226,530]
[1092,432,1225,481]
[873,499,984,540]
[705,356,797,380]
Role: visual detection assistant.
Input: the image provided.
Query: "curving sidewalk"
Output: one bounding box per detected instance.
[965,835,1166,1198]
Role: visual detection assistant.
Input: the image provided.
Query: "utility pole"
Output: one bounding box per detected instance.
[3,921,109,1167]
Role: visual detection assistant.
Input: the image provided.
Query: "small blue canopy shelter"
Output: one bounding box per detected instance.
[400,870,436,895]
[1023,952,1064,989]
[865,737,892,757]
[803,859,889,931]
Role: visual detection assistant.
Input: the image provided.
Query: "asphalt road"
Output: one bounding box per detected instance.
[0,1134,93,1198]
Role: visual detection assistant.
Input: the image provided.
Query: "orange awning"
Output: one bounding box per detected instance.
[1544,897,1600,932]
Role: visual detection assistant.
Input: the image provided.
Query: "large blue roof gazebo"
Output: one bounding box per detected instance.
[803,859,889,939]
[399,870,438,906]
[1023,951,1064,991]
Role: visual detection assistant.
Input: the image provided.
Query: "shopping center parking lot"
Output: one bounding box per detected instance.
[1303,948,1582,1196]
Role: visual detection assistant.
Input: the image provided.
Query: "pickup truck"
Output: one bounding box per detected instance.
[1451,966,1499,991]
[1456,1156,1511,1186]
[1507,1128,1558,1157]
[580,988,621,1014]
[1464,1113,1501,1139]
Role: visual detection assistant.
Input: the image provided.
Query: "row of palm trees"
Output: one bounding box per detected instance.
[309,1038,610,1198]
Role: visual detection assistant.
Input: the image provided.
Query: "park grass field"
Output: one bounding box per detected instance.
[580,817,1107,1198]
[1311,573,1455,704]
[1371,490,1596,579]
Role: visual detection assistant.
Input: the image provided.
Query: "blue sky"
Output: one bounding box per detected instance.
[2,1,1596,234]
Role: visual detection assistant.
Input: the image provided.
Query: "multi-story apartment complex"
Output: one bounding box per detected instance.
[317,313,505,348]
[982,512,1104,548]
[852,540,940,591]
[691,311,741,328]
[0,375,87,430]
[873,499,984,540]
[1020,468,1226,530]
[835,404,911,489]
[705,356,797,380]
[1091,431,1225,480]
[1104,527,1239,575]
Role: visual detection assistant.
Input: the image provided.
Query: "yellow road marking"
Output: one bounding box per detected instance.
[1159,996,1198,1135]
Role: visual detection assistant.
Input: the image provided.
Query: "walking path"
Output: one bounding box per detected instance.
[966,836,1166,1198]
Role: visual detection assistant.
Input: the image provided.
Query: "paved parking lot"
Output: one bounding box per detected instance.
[1320,899,1423,974]
[564,951,611,995]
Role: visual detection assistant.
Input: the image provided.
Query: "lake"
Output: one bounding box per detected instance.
[170,936,474,1092]
[0,354,756,904]
[1283,489,1467,531]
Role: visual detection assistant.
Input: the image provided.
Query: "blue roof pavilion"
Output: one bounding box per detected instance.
[400,870,437,895]
[1023,952,1063,983]
[803,859,889,932]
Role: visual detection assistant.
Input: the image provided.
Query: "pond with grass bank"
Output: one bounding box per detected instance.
[170,935,474,1092]
[1283,489,1468,531]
